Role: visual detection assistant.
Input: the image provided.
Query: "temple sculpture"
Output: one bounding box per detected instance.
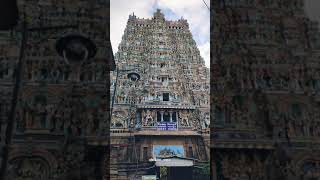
[212,0,320,179]
[0,0,114,179]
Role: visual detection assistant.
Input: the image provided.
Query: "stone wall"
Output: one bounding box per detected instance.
[0,0,112,179]
[211,0,320,179]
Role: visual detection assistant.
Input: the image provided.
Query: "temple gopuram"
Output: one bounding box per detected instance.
[212,0,320,179]
[110,9,210,180]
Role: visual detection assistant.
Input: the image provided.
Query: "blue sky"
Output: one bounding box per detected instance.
[111,0,210,68]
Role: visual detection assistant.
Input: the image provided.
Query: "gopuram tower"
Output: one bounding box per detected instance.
[212,0,320,179]
[110,9,210,180]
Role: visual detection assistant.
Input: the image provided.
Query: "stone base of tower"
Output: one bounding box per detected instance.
[109,132,210,180]
[211,143,320,180]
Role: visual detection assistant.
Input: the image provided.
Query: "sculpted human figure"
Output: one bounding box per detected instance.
[179,110,190,126]
[86,112,94,134]
[144,110,154,126]
[287,118,295,137]
[295,117,303,137]
[269,105,282,138]
[26,98,47,129]
[302,114,310,136]
[53,108,63,132]
[293,73,301,91]
[45,104,55,129]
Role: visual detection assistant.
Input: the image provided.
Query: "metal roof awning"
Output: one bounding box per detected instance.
[152,157,194,167]
[137,105,196,109]
[134,130,200,136]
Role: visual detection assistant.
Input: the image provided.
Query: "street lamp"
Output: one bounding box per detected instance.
[127,72,140,82]
[109,69,141,178]
[0,0,18,30]
[126,71,141,179]
[56,34,97,81]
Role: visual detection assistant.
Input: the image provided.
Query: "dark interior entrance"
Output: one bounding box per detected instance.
[163,112,170,122]
[166,167,192,180]
[157,166,193,180]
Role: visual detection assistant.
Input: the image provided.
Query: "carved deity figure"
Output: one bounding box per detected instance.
[9,158,47,180]
[25,96,48,129]
[143,110,154,126]
[269,105,283,138]
[287,118,296,138]
[202,112,210,128]
[111,111,126,128]
[179,110,190,126]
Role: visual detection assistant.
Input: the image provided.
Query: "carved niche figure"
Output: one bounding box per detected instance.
[85,111,95,134]
[287,118,296,138]
[51,107,64,132]
[45,104,55,129]
[295,116,303,137]
[143,110,155,126]
[202,112,210,128]
[24,95,48,129]
[8,158,49,180]
[111,111,126,128]
[302,117,310,137]
[191,109,201,130]
[268,104,283,138]
[179,110,190,127]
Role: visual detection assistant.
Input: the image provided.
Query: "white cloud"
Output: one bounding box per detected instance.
[199,42,210,68]
[111,0,156,51]
[156,0,210,42]
[110,0,210,68]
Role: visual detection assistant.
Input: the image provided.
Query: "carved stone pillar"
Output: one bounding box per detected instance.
[160,111,164,122]
[176,112,179,122]
[169,111,173,122]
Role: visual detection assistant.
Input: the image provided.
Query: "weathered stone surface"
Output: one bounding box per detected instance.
[0,0,112,179]
[211,0,320,179]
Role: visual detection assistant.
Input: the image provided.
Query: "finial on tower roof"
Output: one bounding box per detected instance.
[154,9,165,21]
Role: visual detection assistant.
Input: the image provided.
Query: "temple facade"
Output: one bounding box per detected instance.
[0,0,113,179]
[110,9,210,180]
[212,0,320,179]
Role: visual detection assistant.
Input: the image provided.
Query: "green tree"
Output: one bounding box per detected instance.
[193,163,210,180]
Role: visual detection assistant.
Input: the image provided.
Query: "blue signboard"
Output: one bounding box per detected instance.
[157,122,177,130]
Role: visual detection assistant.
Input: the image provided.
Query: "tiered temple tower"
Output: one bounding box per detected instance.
[212,0,320,179]
[110,9,210,180]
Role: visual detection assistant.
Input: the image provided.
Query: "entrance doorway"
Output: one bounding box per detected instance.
[168,167,192,180]
[157,167,193,180]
